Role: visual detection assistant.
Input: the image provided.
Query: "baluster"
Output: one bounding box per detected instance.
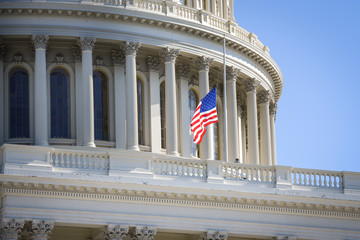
[318,173,322,186]
[51,153,56,167]
[328,174,333,188]
[324,174,328,187]
[59,153,64,167]
[333,174,338,188]
[235,166,240,180]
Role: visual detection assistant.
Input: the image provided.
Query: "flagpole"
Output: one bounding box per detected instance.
[223,34,228,163]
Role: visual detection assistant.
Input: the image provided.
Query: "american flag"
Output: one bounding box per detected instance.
[191,88,218,144]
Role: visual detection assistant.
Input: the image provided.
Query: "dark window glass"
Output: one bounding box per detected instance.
[50,68,70,138]
[137,78,144,145]
[160,81,166,149]
[93,70,109,141]
[188,89,199,157]
[9,68,30,138]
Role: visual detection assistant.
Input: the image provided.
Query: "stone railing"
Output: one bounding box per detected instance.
[291,168,343,189]
[222,163,275,183]
[50,149,109,172]
[152,157,207,179]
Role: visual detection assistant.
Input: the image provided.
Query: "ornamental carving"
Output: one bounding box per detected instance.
[72,46,82,61]
[78,36,96,51]
[240,105,247,119]
[200,231,228,240]
[160,47,180,62]
[258,90,270,103]
[176,63,190,78]
[95,56,104,67]
[54,53,64,64]
[32,34,49,49]
[269,102,277,116]
[105,225,129,240]
[13,53,23,63]
[189,75,199,86]
[226,66,240,81]
[112,49,125,65]
[0,41,5,60]
[195,56,214,71]
[243,78,259,92]
[129,226,157,240]
[0,219,25,240]
[147,56,161,71]
[28,220,54,240]
[123,41,141,56]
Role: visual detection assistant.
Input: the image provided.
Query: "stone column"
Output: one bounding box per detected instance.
[200,231,228,240]
[104,225,129,240]
[244,78,260,165]
[270,102,278,165]
[0,219,25,240]
[240,105,247,164]
[32,34,49,146]
[147,56,162,153]
[160,47,180,156]
[226,66,240,163]
[27,220,54,240]
[123,41,141,151]
[112,49,126,149]
[237,96,243,163]
[129,226,157,240]
[78,36,96,147]
[177,63,191,158]
[72,46,83,146]
[195,56,214,160]
[258,90,272,166]
[0,42,4,145]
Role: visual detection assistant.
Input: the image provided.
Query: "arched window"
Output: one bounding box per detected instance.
[188,89,199,157]
[50,68,70,138]
[137,77,144,145]
[9,67,29,138]
[160,81,166,149]
[93,70,109,141]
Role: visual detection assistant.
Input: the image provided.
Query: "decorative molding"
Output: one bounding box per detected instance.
[32,34,49,49]
[200,231,228,240]
[176,63,190,78]
[258,90,270,104]
[194,56,214,71]
[160,47,180,62]
[13,53,23,64]
[0,219,25,240]
[78,36,96,51]
[54,53,65,64]
[129,226,157,240]
[72,46,82,61]
[226,66,240,81]
[243,78,259,92]
[123,41,141,56]
[269,102,277,117]
[147,56,161,71]
[105,225,129,240]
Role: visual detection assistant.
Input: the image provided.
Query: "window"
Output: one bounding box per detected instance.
[188,89,199,157]
[160,81,166,149]
[93,70,109,141]
[137,77,144,145]
[9,67,29,138]
[50,68,70,138]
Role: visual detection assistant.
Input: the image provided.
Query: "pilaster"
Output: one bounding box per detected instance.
[258,90,272,166]
[72,46,83,146]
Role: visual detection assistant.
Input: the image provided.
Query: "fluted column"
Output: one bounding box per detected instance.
[160,47,180,156]
[177,63,191,158]
[104,225,129,240]
[112,49,126,149]
[0,42,4,146]
[200,231,228,240]
[147,56,162,153]
[226,66,240,163]
[32,34,49,146]
[258,90,272,166]
[78,37,96,147]
[270,102,278,165]
[195,56,214,160]
[124,41,141,151]
[0,219,24,240]
[129,226,157,240]
[244,78,260,165]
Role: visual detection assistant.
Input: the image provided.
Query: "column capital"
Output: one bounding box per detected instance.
[105,225,129,240]
[0,219,25,240]
[160,47,180,62]
[270,102,277,116]
[123,41,141,56]
[177,63,191,78]
[243,78,260,92]
[226,66,240,81]
[29,220,54,240]
[112,49,125,65]
[195,56,214,71]
[147,56,161,71]
[32,34,49,49]
[78,36,96,51]
[200,231,228,240]
[129,226,157,240]
[258,90,270,104]
[0,41,5,60]
[72,45,82,61]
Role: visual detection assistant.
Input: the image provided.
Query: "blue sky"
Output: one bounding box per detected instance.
[234,1,360,172]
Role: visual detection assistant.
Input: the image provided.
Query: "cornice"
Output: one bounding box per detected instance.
[0,3,283,101]
[1,180,359,220]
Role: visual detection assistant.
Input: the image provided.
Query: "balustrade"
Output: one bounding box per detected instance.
[291,168,343,189]
[152,158,207,179]
[222,163,275,183]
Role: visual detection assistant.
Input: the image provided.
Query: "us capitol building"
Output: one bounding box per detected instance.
[0,0,359,239]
